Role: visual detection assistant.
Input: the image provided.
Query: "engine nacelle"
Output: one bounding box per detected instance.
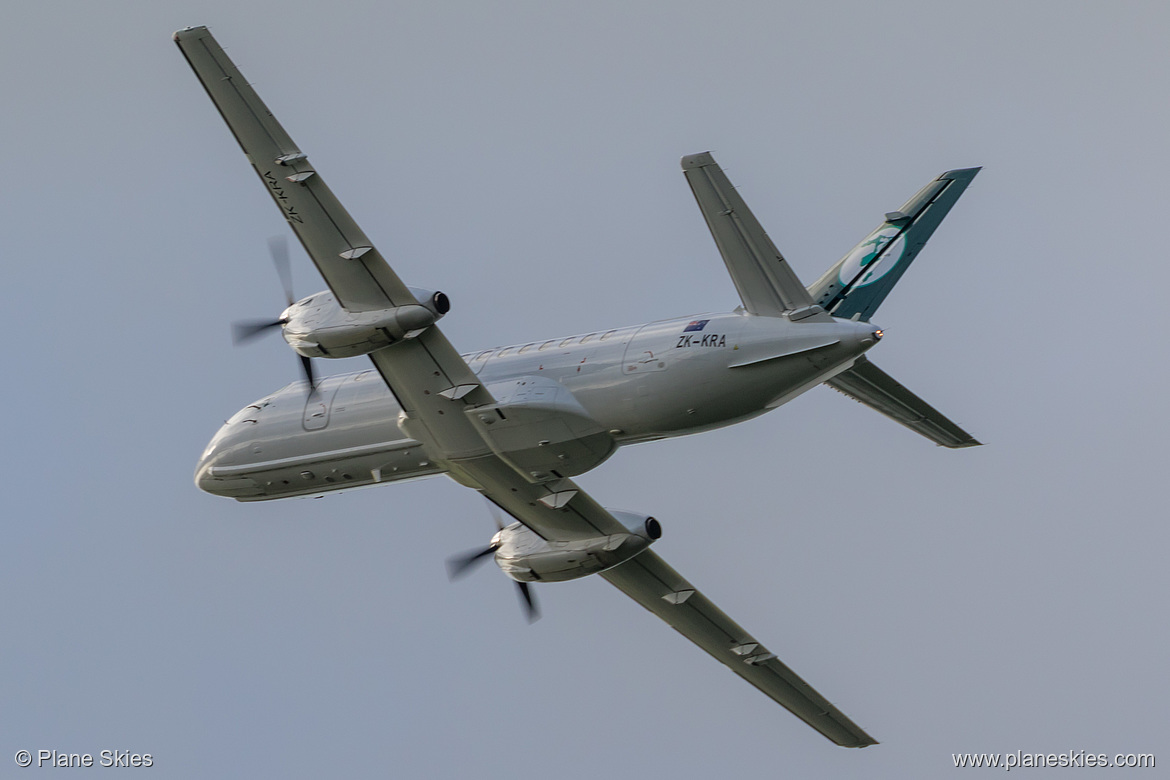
[493,510,661,583]
[280,287,449,358]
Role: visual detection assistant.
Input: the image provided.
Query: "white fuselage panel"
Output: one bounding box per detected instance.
[196,312,879,500]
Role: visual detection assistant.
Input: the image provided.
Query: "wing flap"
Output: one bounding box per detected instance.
[602,551,877,747]
[367,332,498,462]
[682,152,816,317]
[825,356,981,448]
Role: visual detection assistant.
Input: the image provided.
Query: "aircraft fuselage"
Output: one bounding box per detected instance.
[196,309,881,500]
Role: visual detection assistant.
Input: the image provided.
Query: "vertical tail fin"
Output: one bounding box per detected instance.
[808,167,980,322]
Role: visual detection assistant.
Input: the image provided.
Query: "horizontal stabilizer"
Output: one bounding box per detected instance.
[682,152,818,317]
[825,357,980,448]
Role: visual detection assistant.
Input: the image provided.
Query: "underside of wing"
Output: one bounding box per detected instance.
[372,349,877,745]
[174,26,414,313]
[177,26,502,459]
[181,29,876,744]
[424,449,878,746]
[825,356,981,448]
[602,550,877,747]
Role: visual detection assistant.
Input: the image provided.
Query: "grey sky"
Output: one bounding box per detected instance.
[3,1,1168,777]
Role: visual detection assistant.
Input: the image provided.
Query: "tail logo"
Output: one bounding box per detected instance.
[838,227,907,288]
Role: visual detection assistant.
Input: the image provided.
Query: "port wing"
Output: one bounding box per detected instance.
[174,26,415,313]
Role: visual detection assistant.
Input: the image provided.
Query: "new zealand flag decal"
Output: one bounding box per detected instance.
[683,319,709,332]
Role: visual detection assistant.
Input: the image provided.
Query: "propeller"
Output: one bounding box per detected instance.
[447,502,540,623]
[514,581,539,624]
[231,236,317,394]
[445,542,500,580]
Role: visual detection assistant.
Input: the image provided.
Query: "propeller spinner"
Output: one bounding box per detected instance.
[447,503,540,623]
[230,236,317,394]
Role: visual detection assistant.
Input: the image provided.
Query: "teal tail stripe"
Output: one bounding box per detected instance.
[809,167,980,322]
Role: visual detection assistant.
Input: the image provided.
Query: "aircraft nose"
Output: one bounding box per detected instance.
[194,428,262,498]
[194,454,216,493]
[194,439,223,495]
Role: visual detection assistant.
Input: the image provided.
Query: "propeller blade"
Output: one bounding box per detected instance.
[231,318,285,345]
[268,235,295,307]
[485,501,507,532]
[515,581,540,623]
[446,544,498,580]
[299,353,317,395]
[449,505,538,622]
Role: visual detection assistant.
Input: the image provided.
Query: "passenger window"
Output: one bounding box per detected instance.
[538,340,556,351]
[580,333,596,344]
[519,343,535,353]
[498,347,513,357]
[559,337,575,347]
[600,330,618,341]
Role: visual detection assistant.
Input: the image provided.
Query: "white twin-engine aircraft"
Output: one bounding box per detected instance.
[178,26,981,748]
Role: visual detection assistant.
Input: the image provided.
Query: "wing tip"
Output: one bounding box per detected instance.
[173,25,209,43]
[680,151,716,170]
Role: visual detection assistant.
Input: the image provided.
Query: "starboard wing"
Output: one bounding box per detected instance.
[425,454,878,747]
[601,549,878,747]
